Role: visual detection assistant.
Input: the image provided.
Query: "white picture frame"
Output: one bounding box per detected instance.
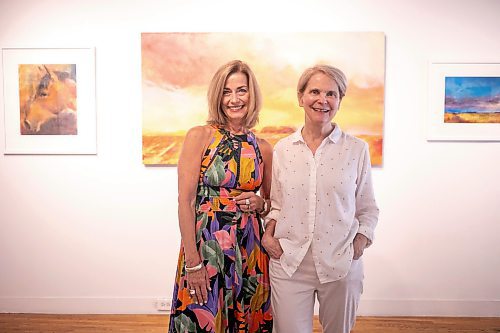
[427,62,500,141]
[2,47,96,154]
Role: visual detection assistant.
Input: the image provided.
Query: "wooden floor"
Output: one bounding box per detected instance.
[0,314,499,332]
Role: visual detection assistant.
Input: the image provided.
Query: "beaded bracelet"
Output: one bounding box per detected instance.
[185,262,203,273]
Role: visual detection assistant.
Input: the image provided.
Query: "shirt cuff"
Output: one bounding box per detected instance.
[357,225,374,247]
[264,209,279,226]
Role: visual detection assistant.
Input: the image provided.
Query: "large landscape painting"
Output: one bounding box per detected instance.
[142,32,385,165]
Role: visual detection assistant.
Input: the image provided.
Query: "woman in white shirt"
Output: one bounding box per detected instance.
[262,64,379,333]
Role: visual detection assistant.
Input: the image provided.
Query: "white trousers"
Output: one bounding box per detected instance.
[269,246,363,333]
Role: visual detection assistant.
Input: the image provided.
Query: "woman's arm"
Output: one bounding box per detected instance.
[258,138,273,214]
[177,125,212,304]
[353,142,379,259]
[262,147,284,259]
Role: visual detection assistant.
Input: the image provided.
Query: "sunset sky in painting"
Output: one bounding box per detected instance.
[142,32,385,135]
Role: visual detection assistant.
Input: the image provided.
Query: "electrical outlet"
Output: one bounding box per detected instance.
[156,298,171,311]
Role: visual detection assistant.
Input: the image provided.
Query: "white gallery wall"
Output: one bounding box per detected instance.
[1,0,499,316]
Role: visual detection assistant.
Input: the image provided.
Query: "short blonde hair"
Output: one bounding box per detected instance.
[297,64,347,99]
[207,60,262,129]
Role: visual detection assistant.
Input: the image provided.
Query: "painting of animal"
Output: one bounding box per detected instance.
[18,64,78,135]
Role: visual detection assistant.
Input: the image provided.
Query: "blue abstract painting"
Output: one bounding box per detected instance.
[444,77,500,123]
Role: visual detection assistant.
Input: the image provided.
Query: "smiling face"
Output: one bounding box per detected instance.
[298,72,341,126]
[221,72,249,124]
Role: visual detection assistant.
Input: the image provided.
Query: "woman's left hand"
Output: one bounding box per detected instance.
[262,232,283,259]
[353,233,369,260]
[234,192,263,213]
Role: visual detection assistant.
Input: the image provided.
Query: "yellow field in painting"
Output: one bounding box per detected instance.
[445,112,500,123]
[143,129,383,166]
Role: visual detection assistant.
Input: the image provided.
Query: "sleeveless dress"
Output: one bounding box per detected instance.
[168,126,273,333]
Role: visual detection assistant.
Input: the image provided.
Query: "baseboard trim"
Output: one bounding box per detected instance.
[1,297,499,316]
[0,297,168,314]
[357,299,500,317]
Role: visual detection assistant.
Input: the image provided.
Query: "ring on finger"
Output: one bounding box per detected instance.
[245,198,250,205]
[189,289,196,295]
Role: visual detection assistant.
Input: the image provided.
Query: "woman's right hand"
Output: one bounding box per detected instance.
[186,266,211,305]
[262,232,283,260]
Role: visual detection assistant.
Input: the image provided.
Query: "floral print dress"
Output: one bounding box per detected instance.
[169,126,273,333]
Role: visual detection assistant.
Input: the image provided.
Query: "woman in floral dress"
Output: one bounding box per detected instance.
[168,60,273,333]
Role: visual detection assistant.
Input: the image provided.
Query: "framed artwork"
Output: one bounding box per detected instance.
[2,48,96,154]
[427,63,500,141]
[142,32,385,166]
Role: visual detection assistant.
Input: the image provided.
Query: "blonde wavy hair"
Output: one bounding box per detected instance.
[207,60,262,129]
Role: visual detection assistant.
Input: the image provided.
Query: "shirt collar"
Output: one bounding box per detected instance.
[291,123,342,144]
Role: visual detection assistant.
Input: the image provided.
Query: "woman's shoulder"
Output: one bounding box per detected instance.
[254,136,272,160]
[343,132,369,148]
[182,125,216,154]
[185,125,215,141]
[272,132,296,151]
[180,125,216,161]
[255,136,272,152]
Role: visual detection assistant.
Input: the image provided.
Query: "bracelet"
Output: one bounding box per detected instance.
[257,199,269,214]
[185,262,203,273]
